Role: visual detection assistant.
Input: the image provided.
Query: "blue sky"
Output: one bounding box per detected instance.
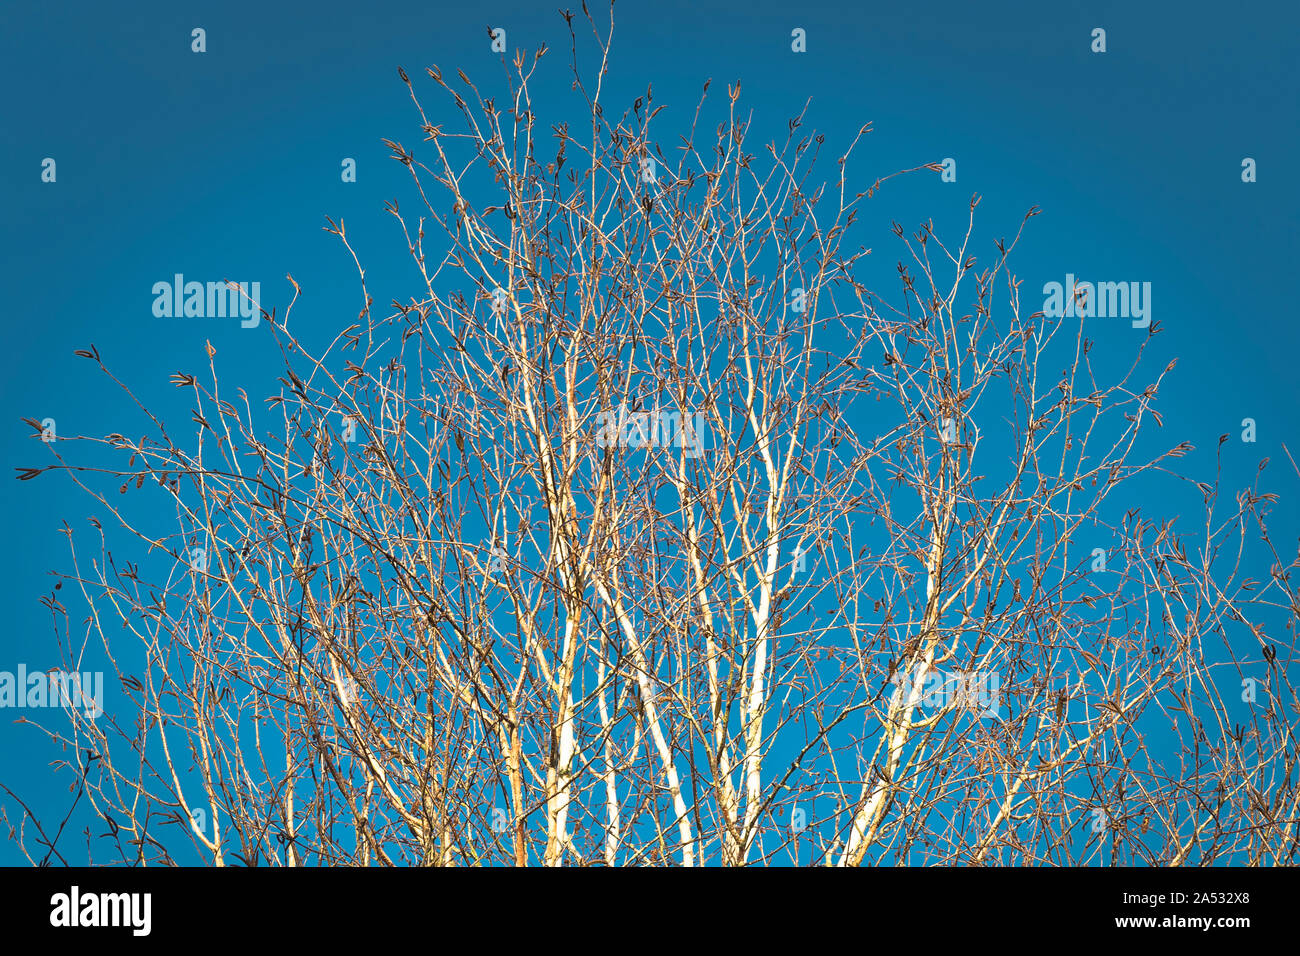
[1,0,1296,864]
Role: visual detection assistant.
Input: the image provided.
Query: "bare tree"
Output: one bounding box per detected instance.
[8,4,1297,867]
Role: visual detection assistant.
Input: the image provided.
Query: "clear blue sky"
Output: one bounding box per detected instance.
[1,0,1296,864]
